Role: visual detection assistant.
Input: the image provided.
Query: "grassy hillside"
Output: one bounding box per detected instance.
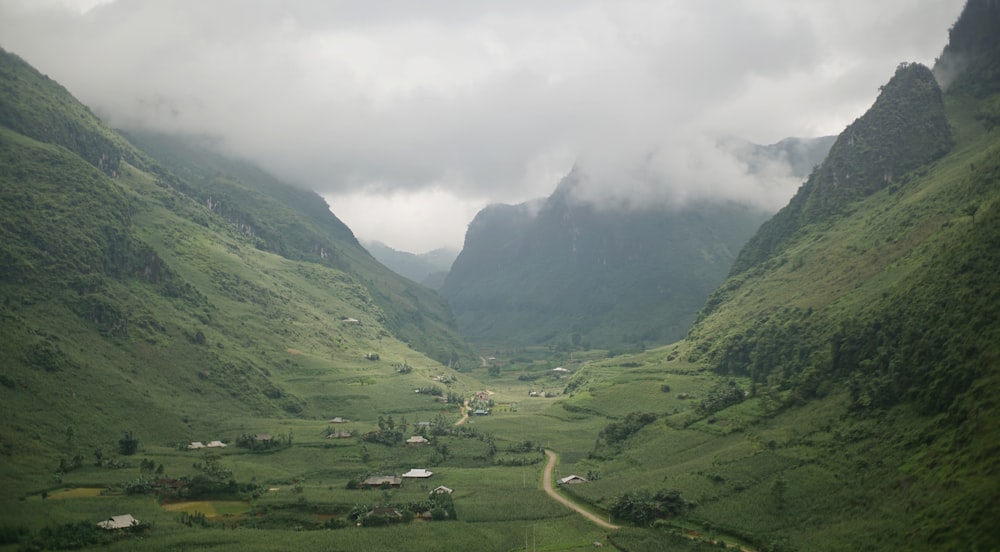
[732,63,953,274]
[120,130,474,369]
[0,46,477,506]
[565,25,998,552]
[507,5,1000,550]
[1,2,998,549]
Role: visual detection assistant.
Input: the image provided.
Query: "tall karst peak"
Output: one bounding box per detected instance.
[731,62,952,275]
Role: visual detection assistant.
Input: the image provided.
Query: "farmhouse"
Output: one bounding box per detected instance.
[431,485,453,494]
[342,317,360,324]
[206,440,226,448]
[187,441,206,449]
[552,367,570,374]
[475,391,490,402]
[254,433,272,442]
[406,435,429,446]
[402,468,433,478]
[474,409,490,416]
[558,475,588,485]
[328,417,350,424]
[361,475,402,488]
[97,514,139,530]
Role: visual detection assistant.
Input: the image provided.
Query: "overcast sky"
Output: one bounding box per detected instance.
[0,0,965,252]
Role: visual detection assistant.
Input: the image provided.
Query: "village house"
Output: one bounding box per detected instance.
[189,440,226,449]
[97,514,139,530]
[328,417,350,424]
[431,485,453,494]
[558,475,588,485]
[401,468,433,478]
[475,391,490,402]
[361,475,402,488]
[406,435,429,446]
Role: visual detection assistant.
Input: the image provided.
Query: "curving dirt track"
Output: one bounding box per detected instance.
[541,450,620,530]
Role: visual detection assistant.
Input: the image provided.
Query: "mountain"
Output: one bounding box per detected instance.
[0,46,475,497]
[638,2,1000,546]
[363,241,457,289]
[441,138,831,351]
[731,63,953,275]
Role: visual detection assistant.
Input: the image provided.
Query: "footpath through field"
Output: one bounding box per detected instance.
[541,450,620,529]
[453,400,470,426]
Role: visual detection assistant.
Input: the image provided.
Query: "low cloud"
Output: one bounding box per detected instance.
[0,0,964,249]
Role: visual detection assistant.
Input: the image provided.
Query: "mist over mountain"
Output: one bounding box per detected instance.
[0,2,997,550]
[441,136,831,350]
[732,62,953,274]
[0,44,474,487]
[669,2,1000,545]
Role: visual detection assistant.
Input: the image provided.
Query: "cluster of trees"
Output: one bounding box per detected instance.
[360,416,409,446]
[118,430,140,456]
[6,520,135,550]
[597,412,658,447]
[234,432,291,451]
[610,489,690,526]
[349,492,458,527]
[696,380,746,416]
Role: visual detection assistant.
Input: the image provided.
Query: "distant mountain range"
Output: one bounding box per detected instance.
[363,241,457,289]
[440,137,833,351]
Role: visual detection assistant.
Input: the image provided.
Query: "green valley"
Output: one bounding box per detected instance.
[1,1,999,551]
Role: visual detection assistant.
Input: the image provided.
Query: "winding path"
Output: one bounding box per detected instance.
[453,400,470,426]
[541,450,620,530]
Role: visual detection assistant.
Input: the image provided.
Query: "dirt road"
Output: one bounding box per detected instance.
[541,450,620,530]
[453,400,470,426]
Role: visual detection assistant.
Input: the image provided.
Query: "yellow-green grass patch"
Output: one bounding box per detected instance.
[161,500,251,518]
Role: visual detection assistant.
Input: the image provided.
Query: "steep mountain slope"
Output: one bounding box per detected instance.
[441,137,831,351]
[731,62,953,274]
[120,130,473,367]
[0,48,475,497]
[640,2,1000,547]
[442,189,768,350]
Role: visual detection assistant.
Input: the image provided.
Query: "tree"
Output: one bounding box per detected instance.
[964,204,980,227]
[118,431,139,456]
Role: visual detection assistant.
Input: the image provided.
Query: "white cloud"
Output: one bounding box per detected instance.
[325,188,487,253]
[0,0,965,251]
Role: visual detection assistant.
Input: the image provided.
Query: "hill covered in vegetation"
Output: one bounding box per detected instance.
[0,45,475,501]
[544,2,1000,548]
[1,2,997,550]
